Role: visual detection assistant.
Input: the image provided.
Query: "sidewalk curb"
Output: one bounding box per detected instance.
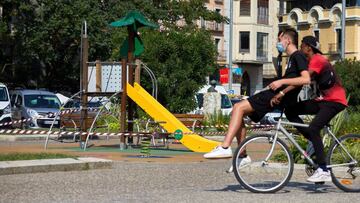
[0,134,118,142]
[0,157,113,175]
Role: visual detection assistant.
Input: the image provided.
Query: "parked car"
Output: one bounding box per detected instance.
[192,85,233,115]
[10,89,61,128]
[259,109,283,125]
[0,83,12,127]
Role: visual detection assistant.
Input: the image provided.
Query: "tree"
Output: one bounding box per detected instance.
[0,0,227,112]
[334,58,360,108]
[0,0,120,92]
[140,28,218,113]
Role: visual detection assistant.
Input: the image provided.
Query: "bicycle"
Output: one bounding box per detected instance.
[232,116,360,193]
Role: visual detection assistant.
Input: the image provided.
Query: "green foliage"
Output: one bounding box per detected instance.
[334,58,360,107]
[202,111,230,132]
[330,137,360,168]
[141,28,218,112]
[337,111,360,135]
[0,0,226,113]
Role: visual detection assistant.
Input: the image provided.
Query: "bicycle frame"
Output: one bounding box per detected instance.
[264,117,358,169]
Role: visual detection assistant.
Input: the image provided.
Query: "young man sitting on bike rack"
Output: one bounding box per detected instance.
[270,36,348,183]
[204,28,310,162]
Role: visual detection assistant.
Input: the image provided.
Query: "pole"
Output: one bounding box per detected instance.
[341,0,346,59]
[120,58,127,150]
[228,0,233,91]
[127,26,135,145]
[80,21,88,149]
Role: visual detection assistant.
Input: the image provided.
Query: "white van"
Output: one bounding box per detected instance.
[192,85,233,115]
[0,83,12,125]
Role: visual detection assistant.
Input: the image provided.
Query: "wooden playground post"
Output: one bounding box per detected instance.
[95,60,102,92]
[135,59,141,84]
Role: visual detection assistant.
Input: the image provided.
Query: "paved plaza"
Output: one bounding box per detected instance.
[0,139,358,203]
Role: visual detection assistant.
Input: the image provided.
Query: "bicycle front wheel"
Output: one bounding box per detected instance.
[233,134,294,193]
[327,134,360,192]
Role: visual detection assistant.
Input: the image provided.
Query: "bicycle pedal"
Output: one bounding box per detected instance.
[314,181,325,185]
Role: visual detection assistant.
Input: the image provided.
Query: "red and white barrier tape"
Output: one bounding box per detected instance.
[184,123,275,129]
[0,107,114,128]
[0,129,151,137]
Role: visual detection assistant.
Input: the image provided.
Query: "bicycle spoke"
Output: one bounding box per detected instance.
[233,135,293,193]
[328,134,360,192]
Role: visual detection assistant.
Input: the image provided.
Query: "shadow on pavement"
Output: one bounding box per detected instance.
[207,181,337,194]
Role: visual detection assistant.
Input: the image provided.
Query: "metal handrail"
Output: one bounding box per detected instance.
[140,62,158,100]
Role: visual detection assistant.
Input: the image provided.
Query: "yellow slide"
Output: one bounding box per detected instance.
[127,82,220,152]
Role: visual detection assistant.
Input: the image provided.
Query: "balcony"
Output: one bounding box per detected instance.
[257,51,268,62]
[214,0,224,4]
[217,50,227,62]
[328,43,341,54]
[205,21,224,32]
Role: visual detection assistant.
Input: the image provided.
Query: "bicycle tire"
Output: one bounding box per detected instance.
[327,134,360,192]
[233,134,294,193]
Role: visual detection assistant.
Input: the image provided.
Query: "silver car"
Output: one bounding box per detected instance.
[10,89,61,128]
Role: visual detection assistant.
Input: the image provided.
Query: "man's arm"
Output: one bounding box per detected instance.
[270,85,298,107]
[268,70,310,91]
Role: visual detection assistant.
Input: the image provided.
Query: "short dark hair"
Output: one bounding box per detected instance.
[280,28,298,48]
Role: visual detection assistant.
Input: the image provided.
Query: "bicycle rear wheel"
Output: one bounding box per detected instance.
[327,134,360,192]
[233,134,294,193]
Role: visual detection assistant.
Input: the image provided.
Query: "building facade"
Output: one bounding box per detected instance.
[230,0,280,95]
[279,0,360,63]
[202,0,227,66]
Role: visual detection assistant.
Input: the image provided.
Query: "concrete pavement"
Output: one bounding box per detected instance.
[0,161,357,203]
[0,157,113,175]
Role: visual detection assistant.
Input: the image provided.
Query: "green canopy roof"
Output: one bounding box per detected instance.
[120,35,144,58]
[110,10,158,30]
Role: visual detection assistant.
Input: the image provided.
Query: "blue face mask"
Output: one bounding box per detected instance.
[276,42,286,53]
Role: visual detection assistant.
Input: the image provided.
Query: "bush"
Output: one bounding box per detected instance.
[334,58,360,107]
[203,111,230,132]
[338,111,360,135]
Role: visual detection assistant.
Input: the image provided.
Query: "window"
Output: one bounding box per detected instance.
[314,30,319,42]
[24,95,61,109]
[0,87,8,101]
[10,94,16,107]
[215,38,220,51]
[336,28,342,52]
[257,0,269,24]
[239,32,250,52]
[215,9,221,30]
[257,32,268,61]
[15,95,22,106]
[240,0,251,16]
[200,17,205,28]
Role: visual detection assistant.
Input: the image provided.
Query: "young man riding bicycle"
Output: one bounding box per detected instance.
[204,29,310,162]
[275,36,348,183]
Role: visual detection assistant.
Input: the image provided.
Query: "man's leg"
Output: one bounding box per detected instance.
[285,100,320,140]
[306,102,345,182]
[204,99,254,158]
[306,102,345,168]
[235,120,246,146]
[222,100,254,148]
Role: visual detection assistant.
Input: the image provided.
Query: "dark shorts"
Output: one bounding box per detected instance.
[247,90,279,123]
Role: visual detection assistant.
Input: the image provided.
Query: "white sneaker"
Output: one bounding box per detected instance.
[204,146,232,159]
[227,156,252,173]
[307,168,332,183]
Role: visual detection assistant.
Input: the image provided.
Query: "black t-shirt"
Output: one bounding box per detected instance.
[280,50,308,107]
